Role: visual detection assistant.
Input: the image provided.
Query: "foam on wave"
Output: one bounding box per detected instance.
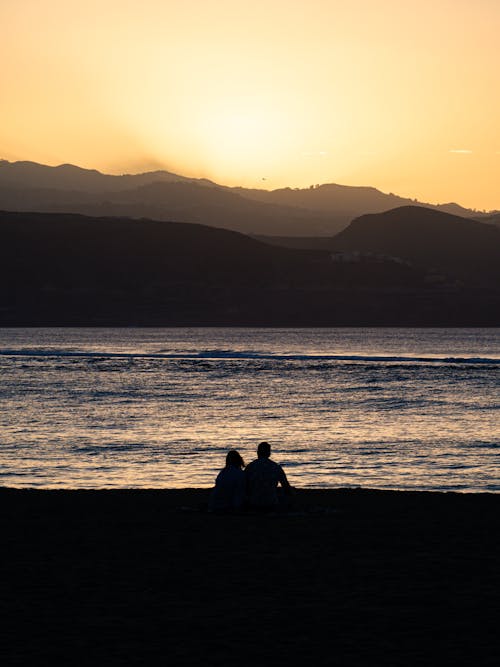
[0,349,498,365]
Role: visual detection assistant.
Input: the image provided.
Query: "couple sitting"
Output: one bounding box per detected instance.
[209,441,292,512]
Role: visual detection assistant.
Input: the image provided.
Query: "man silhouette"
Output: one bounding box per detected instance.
[245,441,292,510]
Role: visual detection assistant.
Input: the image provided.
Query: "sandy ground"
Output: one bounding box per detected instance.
[1,487,499,665]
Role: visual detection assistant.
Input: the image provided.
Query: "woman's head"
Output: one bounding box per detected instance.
[226,450,245,469]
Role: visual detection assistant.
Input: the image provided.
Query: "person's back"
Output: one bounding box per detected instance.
[245,441,291,510]
[209,450,246,512]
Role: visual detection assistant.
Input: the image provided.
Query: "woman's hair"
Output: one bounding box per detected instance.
[226,450,245,469]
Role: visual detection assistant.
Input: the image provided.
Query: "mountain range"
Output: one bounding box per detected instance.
[2,159,497,237]
[1,159,498,325]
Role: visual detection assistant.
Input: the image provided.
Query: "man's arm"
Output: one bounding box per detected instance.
[278,466,293,495]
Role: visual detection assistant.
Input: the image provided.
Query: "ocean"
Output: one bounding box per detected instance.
[0,327,498,491]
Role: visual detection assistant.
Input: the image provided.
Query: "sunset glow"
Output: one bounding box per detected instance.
[1,0,499,208]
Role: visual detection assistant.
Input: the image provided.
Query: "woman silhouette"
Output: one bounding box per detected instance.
[209,450,246,512]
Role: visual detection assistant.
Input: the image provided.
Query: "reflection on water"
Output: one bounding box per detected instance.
[0,328,498,491]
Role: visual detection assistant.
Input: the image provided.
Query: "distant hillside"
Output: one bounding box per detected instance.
[0,162,341,237]
[474,212,500,229]
[233,182,481,223]
[0,160,492,237]
[0,159,207,191]
[331,206,500,286]
[2,209,497,326]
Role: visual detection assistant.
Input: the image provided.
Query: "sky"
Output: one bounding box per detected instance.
[1,0,499,210]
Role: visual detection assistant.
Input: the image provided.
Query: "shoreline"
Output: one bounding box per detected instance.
[1,486,498,496]
[2,323,500,327]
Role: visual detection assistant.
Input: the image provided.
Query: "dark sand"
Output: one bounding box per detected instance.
[2,488,499,665]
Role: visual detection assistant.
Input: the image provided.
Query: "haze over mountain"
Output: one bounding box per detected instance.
[232,183,480,220]
[474,212,500,229]
[0,160,494,237]
[0,181,338,237]
[0,160,339,236]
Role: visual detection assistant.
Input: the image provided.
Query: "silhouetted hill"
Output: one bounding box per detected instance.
[0,160,491,237]
[331,206,500,286]
[253,235,334,250]
[2,209,497,326]
[0,210,303,289]
[0,210,425,291]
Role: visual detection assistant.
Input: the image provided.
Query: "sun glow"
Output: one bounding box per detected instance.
[1,0,500,207]
[196,100,293,175]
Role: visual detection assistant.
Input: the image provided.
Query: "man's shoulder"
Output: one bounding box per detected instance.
[266,458,284,473]
[246,458,283,475]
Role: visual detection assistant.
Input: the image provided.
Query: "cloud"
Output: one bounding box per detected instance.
[449,149,473,154]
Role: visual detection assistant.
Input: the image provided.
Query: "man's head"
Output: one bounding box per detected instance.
[257,441,271,459]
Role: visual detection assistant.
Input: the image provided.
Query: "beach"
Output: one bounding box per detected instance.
[2,487,498,665]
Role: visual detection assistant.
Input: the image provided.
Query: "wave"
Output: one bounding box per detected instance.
[0,348,499,365]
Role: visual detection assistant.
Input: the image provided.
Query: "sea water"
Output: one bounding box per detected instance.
[0,327,498,491]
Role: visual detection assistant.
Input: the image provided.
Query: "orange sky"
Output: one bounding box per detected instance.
[1,0,499,210]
